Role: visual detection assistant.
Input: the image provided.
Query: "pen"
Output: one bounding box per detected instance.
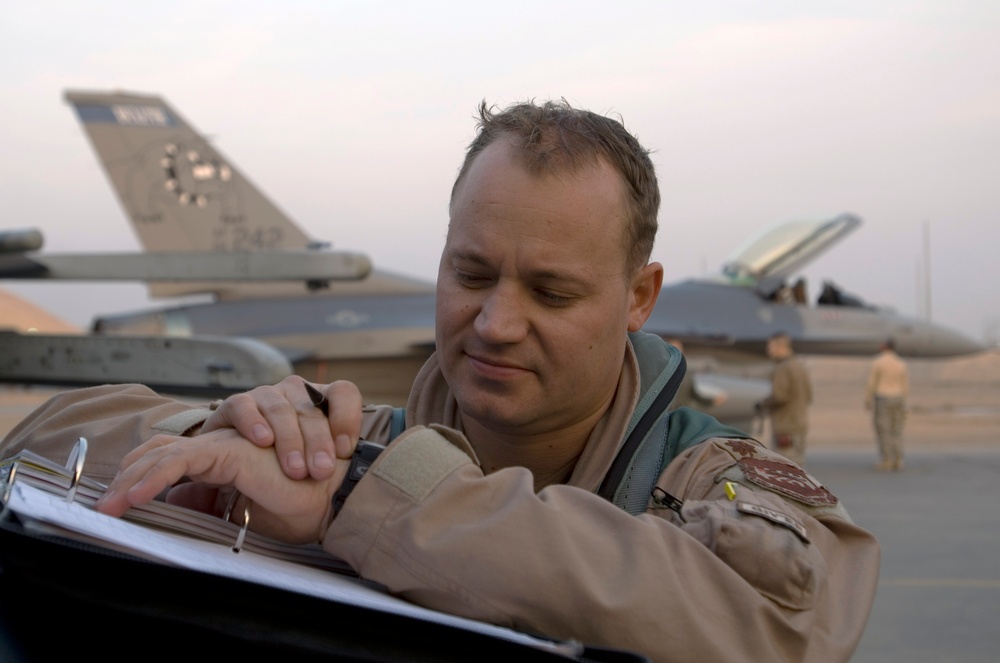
[304,382,329,416]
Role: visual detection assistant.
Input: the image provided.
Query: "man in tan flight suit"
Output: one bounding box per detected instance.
[865,338,909,471]
[1,101,878,663]
[757,332,813,466]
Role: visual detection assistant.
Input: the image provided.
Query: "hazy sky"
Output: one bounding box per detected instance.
[2,1,998,343]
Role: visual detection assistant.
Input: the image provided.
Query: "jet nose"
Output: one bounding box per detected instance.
[904,324,986,358]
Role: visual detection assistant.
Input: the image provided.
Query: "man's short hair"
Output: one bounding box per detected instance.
[451,99,660,276]
[883,338,896,351]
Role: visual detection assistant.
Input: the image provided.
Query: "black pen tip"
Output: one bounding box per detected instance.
[304,382,325,407]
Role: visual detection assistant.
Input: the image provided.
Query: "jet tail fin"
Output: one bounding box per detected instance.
[65,90,314,297]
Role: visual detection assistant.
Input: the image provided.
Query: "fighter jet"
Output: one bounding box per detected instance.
[5,90,984,412]
[646,213,985,360]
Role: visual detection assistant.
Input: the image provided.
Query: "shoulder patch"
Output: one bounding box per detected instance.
[725,439,760,458]
[736,457,839,507]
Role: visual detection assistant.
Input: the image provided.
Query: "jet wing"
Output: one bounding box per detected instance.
[0,227,372,289]
[0,331,294,395]
[1,249,371,283]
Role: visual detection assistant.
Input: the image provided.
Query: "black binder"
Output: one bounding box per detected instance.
[0,441,648,663]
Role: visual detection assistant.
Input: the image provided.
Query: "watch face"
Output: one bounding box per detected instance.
[352,441,386,479]
[334,441,386,516]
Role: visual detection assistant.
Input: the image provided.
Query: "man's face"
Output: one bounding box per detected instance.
[767,337,789,360]
[436,139,640,437]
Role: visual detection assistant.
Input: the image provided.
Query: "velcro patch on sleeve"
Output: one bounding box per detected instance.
[373,427,473,502]
[152,408,214,435]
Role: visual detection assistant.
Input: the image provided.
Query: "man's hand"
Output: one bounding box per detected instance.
[200,376,364,481]
[95,428,346,544]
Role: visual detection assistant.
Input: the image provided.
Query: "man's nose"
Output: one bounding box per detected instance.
[474,284,529,344]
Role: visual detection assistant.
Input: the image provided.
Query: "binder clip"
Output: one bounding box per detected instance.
[224,489,252,553]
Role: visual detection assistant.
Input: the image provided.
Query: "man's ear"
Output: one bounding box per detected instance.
[627,262,664,332]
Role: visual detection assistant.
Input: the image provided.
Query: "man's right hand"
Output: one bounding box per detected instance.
[95,427,345,544]
[199,376,363,481]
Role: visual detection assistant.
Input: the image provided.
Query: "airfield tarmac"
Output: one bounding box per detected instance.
[1,350,998,662]
[802,352,1000,663]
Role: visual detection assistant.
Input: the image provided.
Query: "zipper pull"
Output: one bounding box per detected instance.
[651,487,684,514]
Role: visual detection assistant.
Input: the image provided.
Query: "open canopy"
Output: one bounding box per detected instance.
[721,212,861,290]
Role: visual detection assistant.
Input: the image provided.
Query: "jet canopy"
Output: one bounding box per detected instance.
[721,213,861,295]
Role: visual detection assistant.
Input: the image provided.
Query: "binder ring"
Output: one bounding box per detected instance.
[224,489,252,553]
[65,437,88,505]
[2,463,18,505]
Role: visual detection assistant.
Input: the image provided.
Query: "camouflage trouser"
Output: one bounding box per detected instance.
[873,397,906,466]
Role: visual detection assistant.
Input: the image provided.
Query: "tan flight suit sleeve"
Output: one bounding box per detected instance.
[326,426,880,663]
[0,384,211,482]
[0,386,399,484]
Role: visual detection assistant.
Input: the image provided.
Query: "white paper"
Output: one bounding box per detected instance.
[6,482,579,656]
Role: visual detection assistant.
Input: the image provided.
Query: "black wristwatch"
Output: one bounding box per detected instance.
[332,439,386,518]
